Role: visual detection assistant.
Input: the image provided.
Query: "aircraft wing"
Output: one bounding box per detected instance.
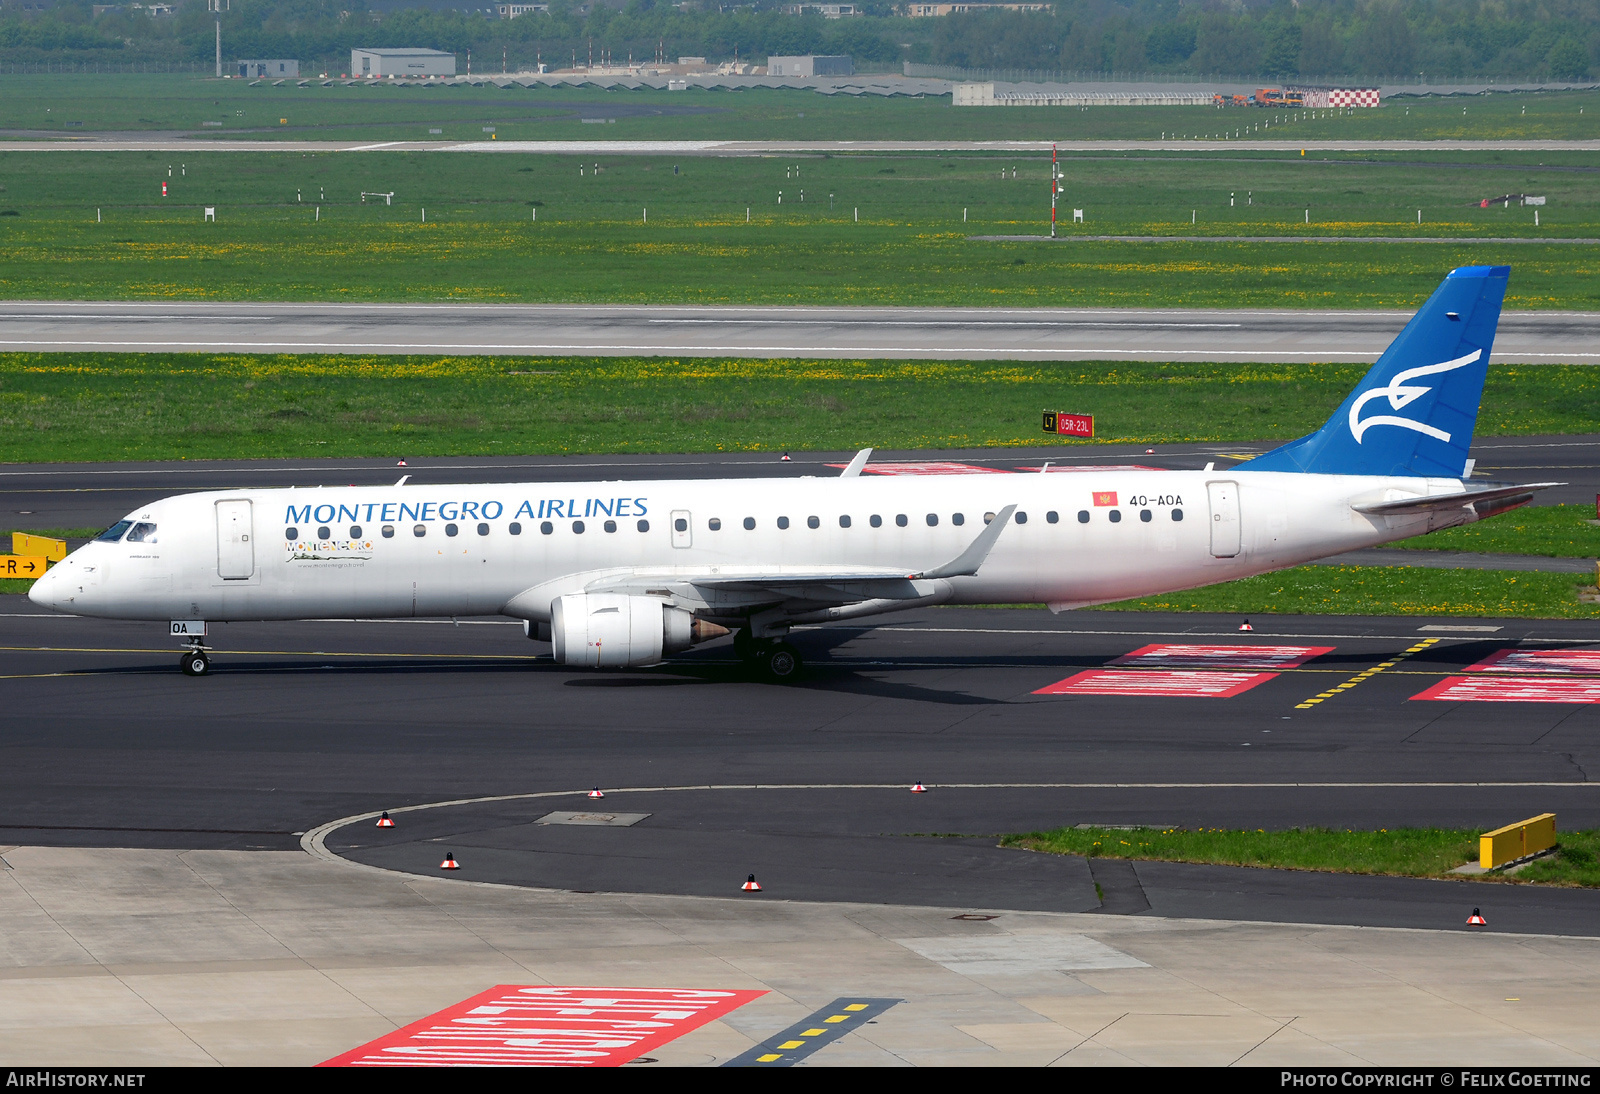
[1351,482,1561,516]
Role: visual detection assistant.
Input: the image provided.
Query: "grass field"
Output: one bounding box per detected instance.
[0,148,1594,307]
[1,354,1594,463]
[5,75,1600,144]
[1391,504,1600,557]
[1003,825,1600,888]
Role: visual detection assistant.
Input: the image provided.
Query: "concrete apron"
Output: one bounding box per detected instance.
[0,844,1596,1067]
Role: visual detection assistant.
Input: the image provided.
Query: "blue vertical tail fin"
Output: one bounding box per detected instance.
[1240,266,1508,478]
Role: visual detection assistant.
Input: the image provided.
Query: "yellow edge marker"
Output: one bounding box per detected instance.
[1296,638,1439,710]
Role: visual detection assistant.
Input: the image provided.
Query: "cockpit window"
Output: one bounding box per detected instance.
[124,522,158,544]
[95,520,133,543]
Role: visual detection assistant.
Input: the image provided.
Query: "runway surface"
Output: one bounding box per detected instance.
[7,138,1600,154]
[4,600,1599,935]
[2,301,1599,362]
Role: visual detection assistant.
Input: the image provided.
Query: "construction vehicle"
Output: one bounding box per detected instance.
[1253,88,1304,108]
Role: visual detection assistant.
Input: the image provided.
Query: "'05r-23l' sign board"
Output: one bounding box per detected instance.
[1042,411,1094,438]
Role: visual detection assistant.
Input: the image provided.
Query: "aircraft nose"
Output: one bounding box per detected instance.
[27,563,63,611]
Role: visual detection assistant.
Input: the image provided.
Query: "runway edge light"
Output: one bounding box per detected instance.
[588,787,605,800]
[1468,908,1487,925]
[440,852,460,870]
[742,874,762,892]
[376,811,395,828]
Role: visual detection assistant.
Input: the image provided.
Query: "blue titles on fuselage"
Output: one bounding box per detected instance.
[283,497,647,526]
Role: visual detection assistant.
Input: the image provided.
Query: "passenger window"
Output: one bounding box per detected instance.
[777,516,790,530]
[1015,512,1027,524]
[413,524,426,537]
[382,525,395,538]
[477,522,490,536]
[708,518,722,531]
[317,526,331,540]
[572,521,585,534]
[870,514,882,528]
[445,523,459,537]
[895,514,908,527]
[952,513,965,526]
[674,518,688,533]
[95,520,133,543]
[509,522,522,535]
[1046,511,1059,524]
[1140,509,1152,522]
[839,515,851,528]
[1172,509,1184,522]
[604,520,618,533]
[540,521,553,535]
[1109,510,1122,524]
[350,525,362,538]
[1077,510,1089,523]
[743,517,756,530]
[807,516,820,529]
[983,512,994,524]
[285,527,299,540]
[125,522,158,543]
[637,519,649,532]
[926,513,938,526]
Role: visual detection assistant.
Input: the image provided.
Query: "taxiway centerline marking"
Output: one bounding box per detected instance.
[1294,638,1440,710]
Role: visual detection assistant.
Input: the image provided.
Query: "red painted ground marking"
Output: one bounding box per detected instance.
[1461,647,1600,674]
[1108,643,1336,671]
[824,461,1007,475]
[1411,676,1600,703]
[319,985,765,1067]
[1034,669,1279,698]
[1013,464,1163,473]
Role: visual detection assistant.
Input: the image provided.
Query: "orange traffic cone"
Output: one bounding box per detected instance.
[911,781,928,793]
[587,787,605,800]
[741,874,762,892]
[1467,908,1486,925]
[1239,619,1253,632]
[440,853,460,870]
[376,811,395,828]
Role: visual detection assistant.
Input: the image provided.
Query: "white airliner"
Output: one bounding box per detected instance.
[29,266,1553,680]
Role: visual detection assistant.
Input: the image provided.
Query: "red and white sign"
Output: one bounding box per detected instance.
[1109,644,1334,671]
[1411,676,1600,704]
[319,985,765,1067]
[823,461,1006,476]
[1460,647,1600,675]
[1035,669,1278,698]
[1052,412,1094,438]
[1092,491,1118,507]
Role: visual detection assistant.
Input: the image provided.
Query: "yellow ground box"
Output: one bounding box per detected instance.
[1480,813,1557,869]
[12,533,66,561]
[0,555,48,579]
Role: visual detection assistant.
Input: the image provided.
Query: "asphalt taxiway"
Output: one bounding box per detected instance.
[2,300,1598,362]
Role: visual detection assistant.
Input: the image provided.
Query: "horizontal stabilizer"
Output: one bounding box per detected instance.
[1352,482,1560,516]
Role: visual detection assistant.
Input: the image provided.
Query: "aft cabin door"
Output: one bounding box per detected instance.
[671,509,692,548]
[216,499,255,579]
[1207,481,1240,558]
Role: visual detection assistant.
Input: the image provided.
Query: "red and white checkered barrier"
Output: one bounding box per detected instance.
[1329,88,1381,108]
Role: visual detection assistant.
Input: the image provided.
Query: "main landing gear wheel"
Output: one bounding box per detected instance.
[179,650,210,677]
[760,641,802,682]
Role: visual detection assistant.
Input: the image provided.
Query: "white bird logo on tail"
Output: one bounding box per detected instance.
[1347,349,1481,444]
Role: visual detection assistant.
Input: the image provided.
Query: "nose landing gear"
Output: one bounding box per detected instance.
[179,641,211,677]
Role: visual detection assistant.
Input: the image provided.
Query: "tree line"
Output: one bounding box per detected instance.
[1,0,1594,80]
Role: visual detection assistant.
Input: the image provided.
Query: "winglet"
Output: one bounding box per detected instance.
[840,448,873,478]
[915,504,1017,580]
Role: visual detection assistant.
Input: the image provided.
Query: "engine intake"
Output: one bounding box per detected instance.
[550,593,723,667]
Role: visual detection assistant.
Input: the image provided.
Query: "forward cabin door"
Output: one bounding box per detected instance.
[216,499,255,579]
[1207,481,1240,558]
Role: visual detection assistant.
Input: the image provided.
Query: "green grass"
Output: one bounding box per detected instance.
[1004,825,1600,888]
[7,74,1600,144]
[1096,565,1600,619]
[1,354,1596,464]
[1391,504,1600,558]
[0,147,1598,307]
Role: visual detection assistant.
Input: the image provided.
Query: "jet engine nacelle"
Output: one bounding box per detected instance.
[550,592,695,668]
